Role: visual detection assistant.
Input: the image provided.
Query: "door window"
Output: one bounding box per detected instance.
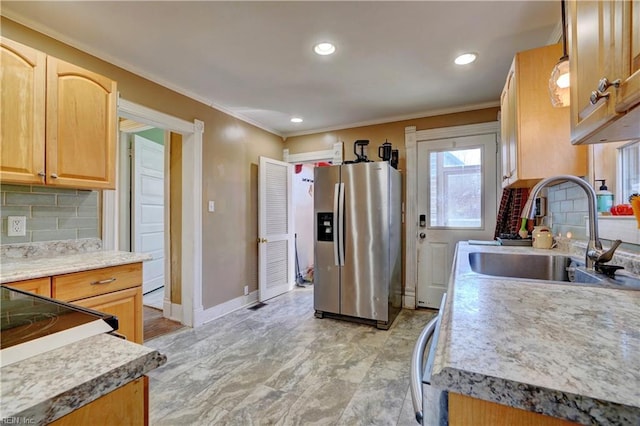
[429,147,483,229]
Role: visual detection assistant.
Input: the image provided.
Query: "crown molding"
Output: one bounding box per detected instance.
[283,101,500,138]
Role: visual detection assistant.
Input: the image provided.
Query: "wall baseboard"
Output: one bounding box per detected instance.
[194,291,259,326]
[164,301,183,323]
[403,294,416,309]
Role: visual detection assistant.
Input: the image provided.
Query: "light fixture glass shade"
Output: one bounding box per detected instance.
[549,58,570,107]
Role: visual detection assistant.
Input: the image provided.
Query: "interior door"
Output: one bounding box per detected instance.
[258,156,294,302]
[417,133,497,308]
[132,135,165,294]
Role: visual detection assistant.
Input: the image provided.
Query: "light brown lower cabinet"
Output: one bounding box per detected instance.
[71,286,143,344]
[50,376,147,426]
[4,277,51,297]
[448,392,579,426]
[3,262,143,344]
[52,263,144,344]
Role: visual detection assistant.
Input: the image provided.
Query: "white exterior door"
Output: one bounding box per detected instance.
[132,135,165,294]
[416,133,497,308]
[258,156,294,302]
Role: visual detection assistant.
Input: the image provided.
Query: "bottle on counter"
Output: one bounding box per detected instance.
[595,179,614,214]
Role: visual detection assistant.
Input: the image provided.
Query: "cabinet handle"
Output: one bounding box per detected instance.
[597,77,620,93]
[590,78,621,105]
[90,278,117,285]
[590,90,610,105]
[50,173,59,179]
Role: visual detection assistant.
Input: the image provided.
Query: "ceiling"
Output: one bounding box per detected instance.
[1,1,561,138]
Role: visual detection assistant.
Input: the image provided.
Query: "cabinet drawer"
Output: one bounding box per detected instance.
[53,263,142,302]
[4,277,51,297]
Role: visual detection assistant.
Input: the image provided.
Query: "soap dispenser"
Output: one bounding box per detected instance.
[595,179,614,213]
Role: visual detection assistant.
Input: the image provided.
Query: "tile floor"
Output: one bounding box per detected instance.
[145,286,436,425]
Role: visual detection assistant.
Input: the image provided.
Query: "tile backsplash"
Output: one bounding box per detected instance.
[0,184,100,244]
[547,181,589,240]
[548,181,639,251]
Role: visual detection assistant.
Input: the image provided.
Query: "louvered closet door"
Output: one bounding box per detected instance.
[258,157,294,302]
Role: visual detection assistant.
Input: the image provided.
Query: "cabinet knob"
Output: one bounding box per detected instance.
[597,77,620,93]
[590,90,610,105]
[50,173,59,179]
[38,171,46,177]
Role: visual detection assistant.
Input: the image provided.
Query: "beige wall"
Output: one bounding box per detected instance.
[284,108,500,169]
[2,18,283,309]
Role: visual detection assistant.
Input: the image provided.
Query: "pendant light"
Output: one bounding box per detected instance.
[549,0,570,107]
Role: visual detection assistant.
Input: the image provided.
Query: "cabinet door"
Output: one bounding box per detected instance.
[50,377,147,426]
[448,393,579,426]
[500,65,518,188]
[617,0,640,111]
[4,277,51,297]
[72,286,143,344]
[0,37,46,184]
[569,0,623,144]
[46,57,117,189]
[506,68,518,186]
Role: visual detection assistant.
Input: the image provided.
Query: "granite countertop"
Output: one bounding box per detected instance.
[0,333,166,425]
[430,242,640,425]
[0,251,152,284]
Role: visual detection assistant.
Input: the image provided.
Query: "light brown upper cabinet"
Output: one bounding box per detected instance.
[568,0,640,144]
[500,44,587,189]
[0,37,117,189]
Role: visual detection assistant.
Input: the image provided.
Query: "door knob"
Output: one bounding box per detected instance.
[419,233,426,239]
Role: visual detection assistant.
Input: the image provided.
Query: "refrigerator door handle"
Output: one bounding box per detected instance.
[333,183,340,266]
[338,182,345,266]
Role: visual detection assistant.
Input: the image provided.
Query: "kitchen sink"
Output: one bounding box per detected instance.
[468,252,572,281]
[468,251,640,290]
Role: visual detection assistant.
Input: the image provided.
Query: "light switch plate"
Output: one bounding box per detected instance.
[8,216,26,236]
[208,201,215,212]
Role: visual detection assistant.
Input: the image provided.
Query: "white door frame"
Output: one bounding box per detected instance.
[404,121,499,309]
[103,98,204,327]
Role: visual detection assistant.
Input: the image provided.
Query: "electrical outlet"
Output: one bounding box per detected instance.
[244,285,249,296]
[7,216,26,237]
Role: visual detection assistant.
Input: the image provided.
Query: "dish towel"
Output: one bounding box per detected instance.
[494,188,530,238]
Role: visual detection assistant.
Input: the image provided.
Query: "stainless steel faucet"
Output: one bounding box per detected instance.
[521,175,604,269]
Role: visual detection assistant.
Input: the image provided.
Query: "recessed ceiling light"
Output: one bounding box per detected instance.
[291,117,303,123]
[454,53,477,65]
[314,42,336,56]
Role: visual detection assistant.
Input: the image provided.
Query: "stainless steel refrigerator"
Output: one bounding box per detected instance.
[314,161,402,329]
